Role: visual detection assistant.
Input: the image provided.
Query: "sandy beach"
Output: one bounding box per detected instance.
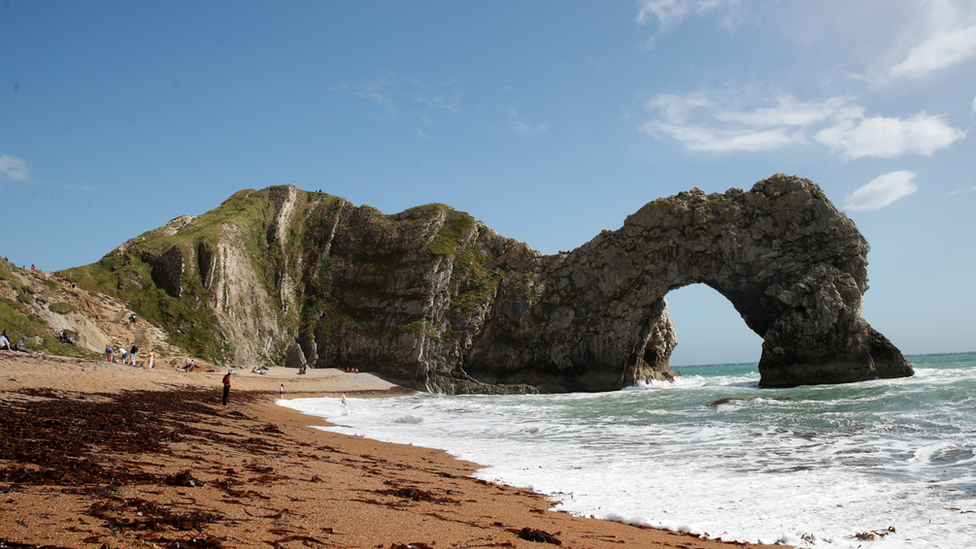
[0,351,786,549]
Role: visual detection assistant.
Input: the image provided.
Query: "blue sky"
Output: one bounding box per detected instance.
[2,1,973,365]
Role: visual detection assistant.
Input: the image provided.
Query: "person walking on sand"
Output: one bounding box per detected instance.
[222,371,232,406]
[148,349,155,369]
[340,393,347,406]
[279,384,284,398]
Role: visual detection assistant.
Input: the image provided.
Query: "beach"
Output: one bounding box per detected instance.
[0,350,786,549]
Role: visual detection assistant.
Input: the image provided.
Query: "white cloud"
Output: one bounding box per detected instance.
[717,95,851,127]
[641,92,848,152]
[948,186,976,195]
[844,171,919,211]
[815,110,966,158]
[891,23,976,78]
[645,122,802,152]
[972,95,976,113]
[642,90,967,157]
[0,153,29,181]
[416,129,430,139]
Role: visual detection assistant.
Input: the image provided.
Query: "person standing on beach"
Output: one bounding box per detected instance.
[106,346,114,362]
[222,371,232,406]
[148,349,155,369]
[129,344,138,366]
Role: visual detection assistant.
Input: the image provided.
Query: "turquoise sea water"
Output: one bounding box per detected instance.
[282,352,976,548]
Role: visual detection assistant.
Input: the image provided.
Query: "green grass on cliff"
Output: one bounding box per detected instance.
[59,186,316,364]
[0,297,95,358]
[0,261,99,359]
[428,209,476,256]
[62,253,232,363]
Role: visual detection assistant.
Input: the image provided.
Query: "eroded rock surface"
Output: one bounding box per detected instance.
[446,174,912,391]
[69,174,913,393]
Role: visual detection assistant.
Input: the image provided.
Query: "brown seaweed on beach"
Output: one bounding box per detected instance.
[377,483,460,504]
[507,527,562,545]
[263,534,328,548]
[0,387,257,545]
[0,541,77,548]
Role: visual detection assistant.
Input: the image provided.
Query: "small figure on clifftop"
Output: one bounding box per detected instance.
[222,371,232,406]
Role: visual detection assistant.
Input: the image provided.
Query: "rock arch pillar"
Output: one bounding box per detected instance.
[469,174,913,391]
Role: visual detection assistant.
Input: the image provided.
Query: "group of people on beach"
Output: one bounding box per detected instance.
[1,329,34,353]
[105,343,153,368]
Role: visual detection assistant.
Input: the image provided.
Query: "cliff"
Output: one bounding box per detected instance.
[59,175,913,392]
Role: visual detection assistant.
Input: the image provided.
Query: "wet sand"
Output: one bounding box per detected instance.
[0,351,786,548]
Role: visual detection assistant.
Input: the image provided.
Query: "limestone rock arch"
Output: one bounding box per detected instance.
[463,174,913,391]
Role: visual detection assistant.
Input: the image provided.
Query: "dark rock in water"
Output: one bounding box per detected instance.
[706,396,791,407]
[71,174,913,393]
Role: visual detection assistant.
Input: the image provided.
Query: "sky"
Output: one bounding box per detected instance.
[1,0,974,365]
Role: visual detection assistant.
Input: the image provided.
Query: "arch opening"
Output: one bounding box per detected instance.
[664,283,763,367]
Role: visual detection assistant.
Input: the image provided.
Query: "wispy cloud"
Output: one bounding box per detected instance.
[333,73,400,120]
[334,72,462,122]
[416,129,430,139]
[641,92,846,152]
[844,170,919,211]
[64,184,99,192]
[891,23,976,77]
[889,1,976,79]
[500,103,547,136]
[640,90,966,157]
[409,78,462,112]
[0,153,29,181]
[815,108,966,158]
[512,121,547,135]
[948,186,976,195]
[636,0,744,46]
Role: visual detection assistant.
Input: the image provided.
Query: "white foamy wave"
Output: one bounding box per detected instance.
[279,354,976,549]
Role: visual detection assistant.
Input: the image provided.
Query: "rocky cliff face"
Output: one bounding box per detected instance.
[461,174,912,391]
[65,174,913,393]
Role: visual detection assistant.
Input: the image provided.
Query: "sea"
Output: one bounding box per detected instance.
[280,352,976,548]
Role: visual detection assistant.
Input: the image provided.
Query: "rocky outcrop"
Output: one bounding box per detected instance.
[297,174,911,392]
[69,174,913,393]
[457,174,913,390]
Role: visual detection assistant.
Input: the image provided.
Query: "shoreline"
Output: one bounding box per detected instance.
[0,351,787,548]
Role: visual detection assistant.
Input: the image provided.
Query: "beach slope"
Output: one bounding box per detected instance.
[0,352,786,549]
